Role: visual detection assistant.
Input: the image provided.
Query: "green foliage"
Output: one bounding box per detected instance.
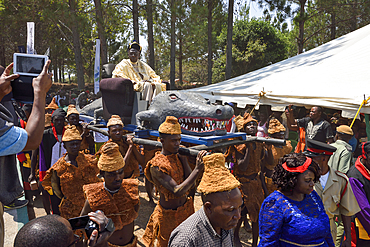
[212,18,289,83]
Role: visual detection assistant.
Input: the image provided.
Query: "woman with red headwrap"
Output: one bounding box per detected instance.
[258,153,334,246]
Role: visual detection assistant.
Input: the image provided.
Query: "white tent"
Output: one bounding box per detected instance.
[187,24,370,117]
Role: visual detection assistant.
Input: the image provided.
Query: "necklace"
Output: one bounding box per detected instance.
[104,182,120,194]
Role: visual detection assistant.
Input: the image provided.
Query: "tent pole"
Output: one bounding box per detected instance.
[350,96,370,128]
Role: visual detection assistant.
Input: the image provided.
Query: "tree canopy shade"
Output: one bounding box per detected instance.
[212,18,289,83]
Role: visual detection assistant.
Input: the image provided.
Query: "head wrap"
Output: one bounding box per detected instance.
[127,41,142,52]
[66,104,79,117]
[62,125,82,142]
[45,98,59,110]
[51,108,66,119]
[234,112,258,131]
[107,115,124,128]
[336,125,353,136]
[98,142,125,172]
[158,116,181,135]
[198,153,240,195]
[361,142,370,160]
[268,118,286,135]
[282,157,312,173]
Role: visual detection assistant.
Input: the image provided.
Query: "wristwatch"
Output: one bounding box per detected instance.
[103,218,115,233]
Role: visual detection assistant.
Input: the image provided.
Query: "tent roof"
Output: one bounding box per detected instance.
[187,24,370,116]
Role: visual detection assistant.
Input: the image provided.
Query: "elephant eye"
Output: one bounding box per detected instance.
[169,94,178,100]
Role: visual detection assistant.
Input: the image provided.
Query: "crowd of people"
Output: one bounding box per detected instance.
[0,44,370,247]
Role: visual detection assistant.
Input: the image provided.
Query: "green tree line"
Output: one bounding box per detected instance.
[0,0,369,89]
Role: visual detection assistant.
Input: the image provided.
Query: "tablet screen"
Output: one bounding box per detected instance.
[16,56,45,74]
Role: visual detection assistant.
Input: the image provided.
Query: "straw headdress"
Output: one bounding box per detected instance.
[66,104,80,117]
[268,118,286,135]
[62,125,82,142]
[234,112,258,131]
[158,116,181,135]
[107,115,124,128]
[198,153,240,195]
[45,98,59,110]
[45,113,52,128]
[98,142,125,172]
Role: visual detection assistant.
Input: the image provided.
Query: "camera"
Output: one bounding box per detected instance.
[68,215,99,238]
[11,53,48,103]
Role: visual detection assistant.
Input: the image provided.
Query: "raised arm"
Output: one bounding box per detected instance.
[125,135,145,166]
[23,60,53,151]
[150,151,206,197]
[285,105,298,131]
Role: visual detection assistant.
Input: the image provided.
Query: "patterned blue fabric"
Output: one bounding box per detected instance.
[258,190,334,247]
[0,126,27,156]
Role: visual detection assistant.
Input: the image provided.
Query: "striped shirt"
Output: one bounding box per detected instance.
[168,206,234,247]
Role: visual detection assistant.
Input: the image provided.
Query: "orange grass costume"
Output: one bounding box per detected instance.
[101,139,141,178]
[143,152,194,246]
[66,105,91,151]
[142,198,194,247]
[42,125,100,219]
[226,113,266,222]
[85,142,139,247]
[99,115,141,178]
[143,155,195,247]
[225,143,265,222]
[265,118,293,194]
[42,152,99,219]
[142,117,195,247]
[83,180,139,231]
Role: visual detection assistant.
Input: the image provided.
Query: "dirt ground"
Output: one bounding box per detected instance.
[31,175,252,247]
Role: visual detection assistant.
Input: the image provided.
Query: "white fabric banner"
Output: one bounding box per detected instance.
[94,39,101,94]
[27,22,35,54]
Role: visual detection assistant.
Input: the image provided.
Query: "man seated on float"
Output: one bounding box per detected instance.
[81,142,140,247]
[112,41,163,102]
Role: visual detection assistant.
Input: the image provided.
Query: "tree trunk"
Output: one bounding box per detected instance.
[170,0,176,89]
[179,33,183,86]
[147,0,155,69]
[94,0,108,64]
[0,34,5,66]
[351,0,357,31]
[207,0,213,85]
[297,0,306,54]
[133,0,139,42]
[62,60,65,83]
[225,0,234,80]
[53,55,58,82]
[330,12,336,40]
[69,0,85,89]
[58,58,62,83]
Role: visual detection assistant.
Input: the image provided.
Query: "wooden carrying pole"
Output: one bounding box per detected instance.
[87,125,285,156]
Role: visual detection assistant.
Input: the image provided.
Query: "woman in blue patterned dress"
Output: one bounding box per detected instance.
[258,153,334,246]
